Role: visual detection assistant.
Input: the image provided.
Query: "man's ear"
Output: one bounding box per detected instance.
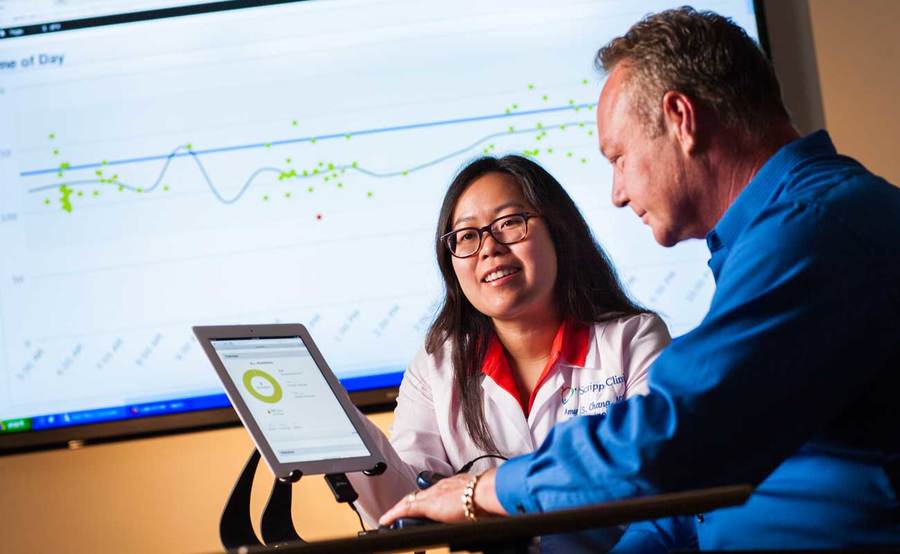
[661,90,699,155]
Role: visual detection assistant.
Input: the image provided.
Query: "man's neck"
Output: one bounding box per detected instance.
[706,123,801,229]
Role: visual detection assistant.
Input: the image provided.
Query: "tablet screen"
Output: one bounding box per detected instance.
[210,336,370,464]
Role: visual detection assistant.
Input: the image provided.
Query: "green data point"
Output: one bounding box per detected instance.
[582,78,589,85]
[352,161,358,168]
[311,138,317,144]
[49,133,56,140]
[367,191,373,198]
[328,163,334,170]
[44,198,50,205]
[318,161,324,167]
[581,158,588,164]
[542,94,549,101]
[186,143,193,150]
[312,168,319,175]
[505,108,511,114]
[512,103,519,109]
[303,170,309,176]
[566,152,573,158]
[95,170,102,176]
[263,195,269,201]
[118,185,124,192]
[286,157,292,164]
[324,176,330,182]
[52,148,59,156]
[579,123,585,128]
[560,124,566,130]
[93,190,100,197]
[547,148,554,154]
[264,143,271,148]
[587,130,594,136]
[402,170,408,176]
[77,190,83,197]
[536,122,543,129]
[337,182,343,188]
[307,186,314,192]
[508,125,515,133]
[59,185,73,213]
[292,119,298,126]
[163,185,170,192]
[285,192,292,198]
[101,160,108,165]
[345,134,352,140]
[136,187,144,192]
[569,99,575,105]
[528,83,535,90]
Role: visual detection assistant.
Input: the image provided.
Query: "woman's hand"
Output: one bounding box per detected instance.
[378,468,508,526]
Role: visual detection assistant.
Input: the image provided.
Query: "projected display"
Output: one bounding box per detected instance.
[0,0,761,440]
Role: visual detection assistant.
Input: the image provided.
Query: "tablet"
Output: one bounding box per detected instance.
[192,324,385,479]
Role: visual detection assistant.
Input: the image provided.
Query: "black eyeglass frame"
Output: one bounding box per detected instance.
[440,212,540,259]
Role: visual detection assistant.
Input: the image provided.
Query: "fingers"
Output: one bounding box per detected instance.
[378,492,421,526]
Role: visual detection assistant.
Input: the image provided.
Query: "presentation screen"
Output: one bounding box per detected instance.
[0,0,764,452]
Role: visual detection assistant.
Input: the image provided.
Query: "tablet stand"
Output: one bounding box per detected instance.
[220,447,387,552]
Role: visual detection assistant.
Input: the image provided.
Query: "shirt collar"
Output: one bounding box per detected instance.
[708,130,836,252]
[480,320,590,414]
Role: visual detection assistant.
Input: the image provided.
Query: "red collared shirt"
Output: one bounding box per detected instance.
[480,320,590,415]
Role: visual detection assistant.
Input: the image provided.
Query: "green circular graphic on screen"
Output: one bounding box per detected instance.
[242,369,283,404]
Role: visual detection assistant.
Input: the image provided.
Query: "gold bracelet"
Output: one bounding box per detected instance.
[461,472,482,522]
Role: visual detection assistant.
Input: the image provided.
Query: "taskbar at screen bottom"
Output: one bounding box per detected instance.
[0,370,403,452]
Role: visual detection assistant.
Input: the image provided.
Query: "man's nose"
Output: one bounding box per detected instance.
[611,177,628,208]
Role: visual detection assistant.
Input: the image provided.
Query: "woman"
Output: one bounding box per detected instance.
[350,155,670,537]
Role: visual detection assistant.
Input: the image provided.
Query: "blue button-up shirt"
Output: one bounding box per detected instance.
[496,131,900,549]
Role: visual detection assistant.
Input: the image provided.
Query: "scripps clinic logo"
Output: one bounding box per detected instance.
[560,376,625,405]
[560,386,577,405]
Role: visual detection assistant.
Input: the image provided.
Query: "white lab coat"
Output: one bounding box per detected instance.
[348,313,671,524]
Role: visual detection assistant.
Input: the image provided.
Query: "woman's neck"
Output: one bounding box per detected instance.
[492,309,562,397]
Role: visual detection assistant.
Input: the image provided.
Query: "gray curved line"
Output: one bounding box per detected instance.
[28,120,594,204]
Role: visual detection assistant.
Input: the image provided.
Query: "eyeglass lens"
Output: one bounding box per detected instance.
[448,214,527,257]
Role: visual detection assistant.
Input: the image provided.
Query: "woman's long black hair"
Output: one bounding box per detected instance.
[425,155,649,453]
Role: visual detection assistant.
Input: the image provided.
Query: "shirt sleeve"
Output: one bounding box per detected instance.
[347,347,453,524]
[496,200,896,514]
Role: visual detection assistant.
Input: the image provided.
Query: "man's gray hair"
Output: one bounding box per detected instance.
[596,6,790,138]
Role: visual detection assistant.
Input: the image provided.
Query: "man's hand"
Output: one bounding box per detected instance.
[378,468,509,526]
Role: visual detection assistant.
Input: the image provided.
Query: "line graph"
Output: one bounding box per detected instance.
[26,114,595,209]
[21,102,595,178]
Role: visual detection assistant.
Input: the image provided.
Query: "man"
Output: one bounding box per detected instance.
[381,7,900,549]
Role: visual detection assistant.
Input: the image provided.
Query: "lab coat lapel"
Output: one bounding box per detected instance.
[481,376,533,450]
[527,365,571,429]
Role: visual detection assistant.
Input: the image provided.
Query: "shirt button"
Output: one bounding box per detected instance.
[696,513,705,523]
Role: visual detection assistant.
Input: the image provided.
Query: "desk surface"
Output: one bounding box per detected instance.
[247,484,752,554]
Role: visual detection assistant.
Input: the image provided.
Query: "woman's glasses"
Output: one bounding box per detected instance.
[441,212,539,258]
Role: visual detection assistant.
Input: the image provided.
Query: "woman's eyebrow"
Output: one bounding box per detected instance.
[492,201,527,215]
[451,202,527,228]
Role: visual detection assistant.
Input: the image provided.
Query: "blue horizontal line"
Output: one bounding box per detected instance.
[20,102,594,177]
